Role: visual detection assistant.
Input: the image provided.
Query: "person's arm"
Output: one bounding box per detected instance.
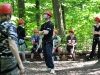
[8,40,24,73]
[56,36,61,47]
[36,39,42,52]
[52,31,55,39]
[8,23,24,74]
[24,36,31,39]
[39,30,49,35]
[92,28,100,34]
[32,39,35,45]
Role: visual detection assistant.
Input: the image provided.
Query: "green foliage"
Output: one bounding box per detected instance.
[1,0,100,50]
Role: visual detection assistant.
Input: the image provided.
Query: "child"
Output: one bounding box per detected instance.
[88,17,100,61]
[66,29,77,61]
[30,29,43,61]
[52,30,62,60]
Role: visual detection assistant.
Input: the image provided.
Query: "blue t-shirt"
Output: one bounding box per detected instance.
[31,36,41,43]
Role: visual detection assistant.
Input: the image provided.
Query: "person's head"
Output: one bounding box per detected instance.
[53,30,58,38]
[44,10,52,20]
[94,17,100,24]
[18,18,24,26]
[69,29,74,36]
[0,3,13,22]
[34,29,39,36]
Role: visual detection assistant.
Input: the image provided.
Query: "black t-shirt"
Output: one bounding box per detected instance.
[66,35,77,47]
[93,25,100,37]
[40,21,54,41]
[17,26,26,39]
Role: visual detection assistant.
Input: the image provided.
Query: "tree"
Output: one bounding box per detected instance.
[17,0,25,18]
[52,0,65,37]
[35,0,40,26]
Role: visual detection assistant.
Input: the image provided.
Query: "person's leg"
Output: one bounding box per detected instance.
[57,47,62,55]
[38,48,44,59]
[97,38,100,59]
[89,38,97,59]
[31,53,34,59]
[56,47,62,60]
[21,43,30,63]
[21,43,26,61]
[45,43,54,69]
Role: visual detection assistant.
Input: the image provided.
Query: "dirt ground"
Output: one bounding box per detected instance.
[23,59,100,75]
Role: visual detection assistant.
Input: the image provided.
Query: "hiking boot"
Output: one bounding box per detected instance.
[50,69,55,74]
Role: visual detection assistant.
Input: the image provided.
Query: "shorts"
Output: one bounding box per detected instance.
[1,57,19,75]
[55,47,59,52]
[66,46,76,53]
[31,47,42,53]
[18,39,26,54]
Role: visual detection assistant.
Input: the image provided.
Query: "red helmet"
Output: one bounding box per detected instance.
[69,29,74,33]
[34,29,39,33]
[54,30,58,34]
[18,19,24,25]
[0,3,13,14]
[44,11,52,17]
[94,17,100,22]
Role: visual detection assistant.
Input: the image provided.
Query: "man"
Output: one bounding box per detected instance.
[30,29,43,61]
[88,17,100,61]
[0,3,24,75]
[17,18,30,63]
[52,30,62,60]
[39,10,55,74]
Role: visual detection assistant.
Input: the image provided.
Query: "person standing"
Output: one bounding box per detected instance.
[30,29,43,61]
[88,17,100,61]
[39,10,55,73]
[17,18,30,63]
[0,3,24,75]
[66,29,77,61]
[52,30,62,60]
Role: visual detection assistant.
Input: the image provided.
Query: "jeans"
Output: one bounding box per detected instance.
[42,41,54,69]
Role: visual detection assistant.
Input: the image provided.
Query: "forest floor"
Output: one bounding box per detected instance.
[23,58,100,75]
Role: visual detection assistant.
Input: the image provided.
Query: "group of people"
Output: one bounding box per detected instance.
[0,2,100,75]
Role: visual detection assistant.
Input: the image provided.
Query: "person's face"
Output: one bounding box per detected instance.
[44,14,49,20]
[69,32,74,36]
[95,21,100,25]
[34,32,39,36]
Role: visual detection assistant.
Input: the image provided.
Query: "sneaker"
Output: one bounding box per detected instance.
[56,56,60,60]
[73,58,76,61]
[50,69,55,74]
[87,58,92,61]
[23,60,30,63]
[30,58,36,62]
[42,68,51,72]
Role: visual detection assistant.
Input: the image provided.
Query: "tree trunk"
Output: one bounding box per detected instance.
[17,0,25,18]
[52,0,65,37]
[35,0,40,26]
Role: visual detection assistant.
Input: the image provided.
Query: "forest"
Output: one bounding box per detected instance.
[1,0,100,50]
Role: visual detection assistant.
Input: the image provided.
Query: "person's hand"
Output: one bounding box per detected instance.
[19,64,24,75]
[36,49,38,52]
[20,69,24,75]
